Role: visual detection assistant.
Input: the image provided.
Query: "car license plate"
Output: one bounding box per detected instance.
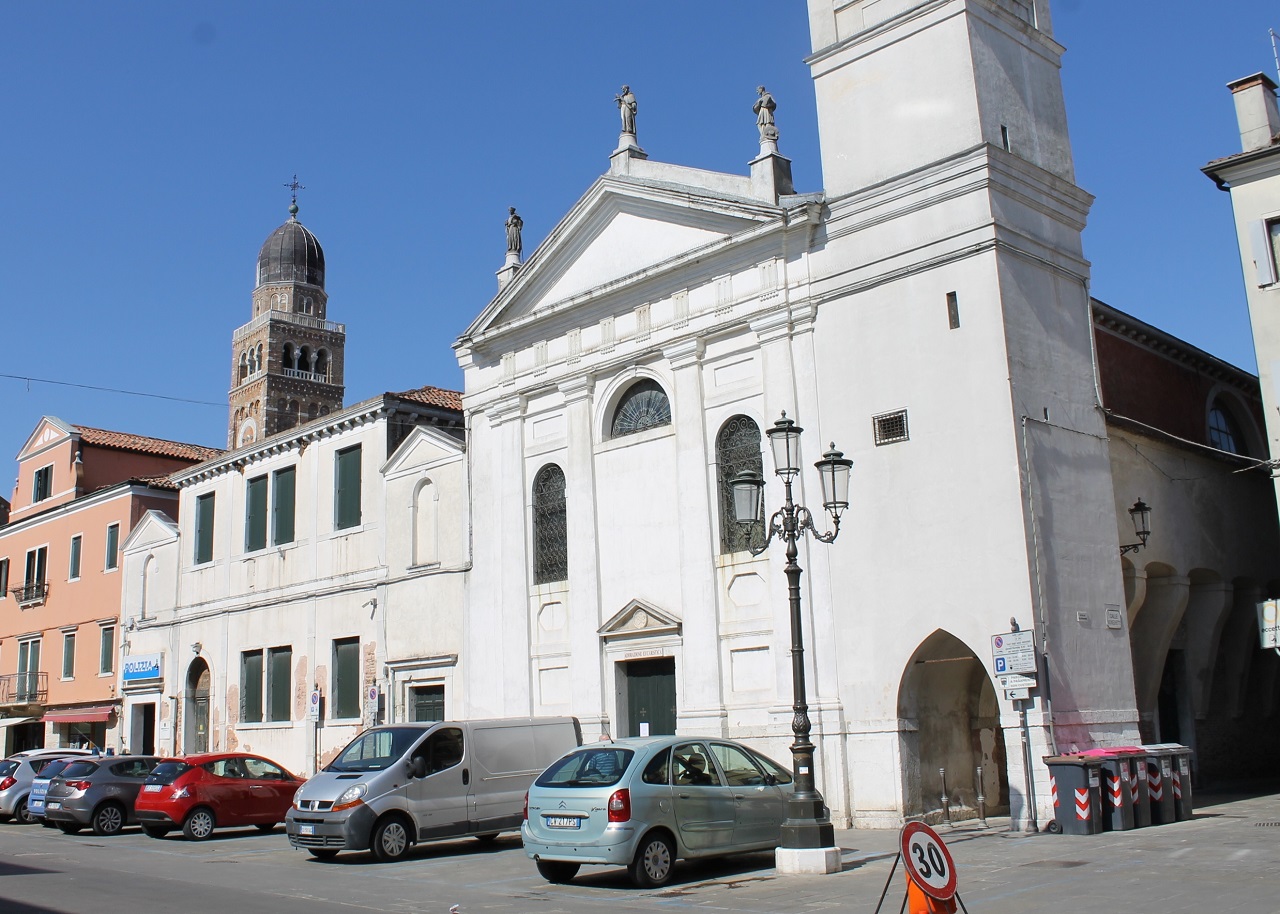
[46,802,61,810]
[545,816,580,829]
[299,825,315,836]
[144,784,162,792]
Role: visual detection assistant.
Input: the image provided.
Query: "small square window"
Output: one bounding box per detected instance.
[873,410,910,446]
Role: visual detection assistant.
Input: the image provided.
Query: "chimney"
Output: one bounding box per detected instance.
[1228,72,1280,152]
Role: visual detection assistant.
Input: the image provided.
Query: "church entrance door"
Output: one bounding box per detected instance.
[622,658,676,737]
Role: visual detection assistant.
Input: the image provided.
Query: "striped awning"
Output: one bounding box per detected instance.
[0,717,36,731]
[42,705,116,723]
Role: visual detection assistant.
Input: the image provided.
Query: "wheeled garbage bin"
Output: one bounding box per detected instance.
[1147,743,1194,820]
[1116,747,1152,828]
[1045,755,1104,836]
[1081,748,1135,831]
[1142,745,1177,825]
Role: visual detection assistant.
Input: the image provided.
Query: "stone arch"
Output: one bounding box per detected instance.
[315,348,329,379]
[238,351,249,382]
[140,553,158,619]
[897,630,1008,821]
[1128,561,1187,740]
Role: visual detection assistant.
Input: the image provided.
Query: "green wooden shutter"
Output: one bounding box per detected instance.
[105,524,119,570]
[333,638,360,718]
[195,493,216,564]
[241,650,263,722]
[268,647,292,721]
[334,446,362,530]
[69,536,82,579]
[245,475,268,552]
[272,467,296,545]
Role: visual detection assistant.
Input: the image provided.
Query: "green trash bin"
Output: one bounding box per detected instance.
[1045,755,1104,835]
[1142,745,1177,825]
[1082,748,1134,831]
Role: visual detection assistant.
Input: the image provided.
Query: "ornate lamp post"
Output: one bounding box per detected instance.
[731,412,851,855]
[1119,499,1152,555]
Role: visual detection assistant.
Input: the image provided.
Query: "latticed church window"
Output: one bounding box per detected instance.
[610,379,672,438]
[533,464,568,584]
[717,416,765,554]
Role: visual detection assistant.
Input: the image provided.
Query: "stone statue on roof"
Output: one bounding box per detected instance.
[505,207,523,257]
[754,86,779,143]
[616,85,637,137]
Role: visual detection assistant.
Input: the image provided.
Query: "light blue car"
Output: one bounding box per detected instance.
[522,735,793,888]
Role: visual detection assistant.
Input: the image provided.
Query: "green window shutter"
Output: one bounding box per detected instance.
[99,626,115,674]
[69,536,82,579]
[272,467,296,546]
[62,633,75,678]
[241,650,263,723]
[334,446,362,530]
[333,638,360,718]
[245,476,268,552]
[195,493,216,564]
[105,524,119,570]
[268,647,292,721]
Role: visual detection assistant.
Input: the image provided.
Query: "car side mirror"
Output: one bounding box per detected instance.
[410,756,428,779]
[763,774,777,786]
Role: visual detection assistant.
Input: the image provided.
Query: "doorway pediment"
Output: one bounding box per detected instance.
[599,600,681,640]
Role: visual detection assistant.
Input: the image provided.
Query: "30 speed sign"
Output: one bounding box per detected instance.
[899,821,957,900]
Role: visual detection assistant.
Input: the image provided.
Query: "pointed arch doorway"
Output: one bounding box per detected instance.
[898,630,1009,822]
[185,659,211,754]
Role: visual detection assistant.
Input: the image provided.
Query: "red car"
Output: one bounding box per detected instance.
[134,752,303,840]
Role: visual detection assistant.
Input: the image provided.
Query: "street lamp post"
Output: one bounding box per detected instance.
[731,412,851,860]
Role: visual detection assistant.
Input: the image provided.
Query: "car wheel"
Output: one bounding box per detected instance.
[475,832,500,843]
[308,848,339,861]
[535,859,580,883]
[183,807,216,841]
[370,816,412,862]
[629,831,676,888]
[142,824,171,839]
[15,798,35,825]
[57,822,82,835]
[92,803,126,837]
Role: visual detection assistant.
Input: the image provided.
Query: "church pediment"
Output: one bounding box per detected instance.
[463,177,783,341]
[599,600,682,640]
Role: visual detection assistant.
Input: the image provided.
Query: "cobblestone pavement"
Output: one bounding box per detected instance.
[0,790,1277,913]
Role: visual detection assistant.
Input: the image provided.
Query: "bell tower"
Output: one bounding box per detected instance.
[228,195,346,448]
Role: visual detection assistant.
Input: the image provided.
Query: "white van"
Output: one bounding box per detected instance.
[286,717,580,861]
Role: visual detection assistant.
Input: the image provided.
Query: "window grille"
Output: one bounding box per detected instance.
[716,416,766,554]
[873,410,909,446]
[532,465,568,584]
[610,380,672,438]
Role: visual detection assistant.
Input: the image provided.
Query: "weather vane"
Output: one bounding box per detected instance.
[284,174,306,205]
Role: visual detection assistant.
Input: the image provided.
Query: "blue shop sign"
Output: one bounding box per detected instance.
[122,653,163,683]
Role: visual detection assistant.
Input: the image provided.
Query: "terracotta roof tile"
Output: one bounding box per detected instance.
[73,426,223,463]
[392,386,463,411]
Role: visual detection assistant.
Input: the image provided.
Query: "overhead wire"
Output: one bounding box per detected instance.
[1,373,223,408]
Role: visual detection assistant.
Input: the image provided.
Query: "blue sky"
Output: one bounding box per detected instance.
[0,1,1276,475]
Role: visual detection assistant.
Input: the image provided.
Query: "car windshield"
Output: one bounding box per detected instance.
[59,760,100,779]
[146,761,192,785]
[534,747,634,788]
[326,728,424,772]
[34,759,73,781]
[0,760,17,778]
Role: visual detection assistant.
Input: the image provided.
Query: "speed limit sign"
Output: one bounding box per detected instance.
[900,821,957,900]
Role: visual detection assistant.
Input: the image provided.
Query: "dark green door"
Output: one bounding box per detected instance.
[624,658,676,737]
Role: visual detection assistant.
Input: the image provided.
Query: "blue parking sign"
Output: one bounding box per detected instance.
[995,656,1007,673]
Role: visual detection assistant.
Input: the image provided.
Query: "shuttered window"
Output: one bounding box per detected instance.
[334,446,362,530]
[273,467,296,545]
[245,475,268,552]
[333,637,360,718]
[105,524,120,571]
[68,535,82,580]
[241,650,264,723]
[195,493,216,564]
[268,647,292,721]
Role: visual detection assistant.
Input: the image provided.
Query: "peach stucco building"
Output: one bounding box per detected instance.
[0,418,220,755]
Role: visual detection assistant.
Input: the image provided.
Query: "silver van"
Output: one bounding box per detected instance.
[286,717,580,861]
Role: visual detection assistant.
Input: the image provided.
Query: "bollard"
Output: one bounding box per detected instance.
[939,767,952,826]
[976,765,988,827]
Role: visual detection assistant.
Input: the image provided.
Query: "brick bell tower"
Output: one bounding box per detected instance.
[228,191,346,448]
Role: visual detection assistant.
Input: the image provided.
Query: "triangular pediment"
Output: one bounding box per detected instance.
[18,416,75,461]
[464,176,783,340]
[122,510,179,553]
[599,599,682,640]
[383,425,465,477]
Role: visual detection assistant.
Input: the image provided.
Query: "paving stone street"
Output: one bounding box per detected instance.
[1,789,1277,913]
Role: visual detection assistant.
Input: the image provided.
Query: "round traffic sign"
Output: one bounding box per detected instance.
[900,821,957,900]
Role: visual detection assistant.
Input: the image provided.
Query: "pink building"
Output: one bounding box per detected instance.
[0,418,220,754]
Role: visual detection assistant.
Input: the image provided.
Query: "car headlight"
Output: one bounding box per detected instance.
[292,785,306,808]
[332,783,367,811]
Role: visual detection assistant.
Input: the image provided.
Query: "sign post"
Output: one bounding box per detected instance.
[992,629,1039,833]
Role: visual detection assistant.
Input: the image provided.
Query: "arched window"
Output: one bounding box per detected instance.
[532,464,568,584]
[716,416,766,553]
[610,379,672,438]
[413,478,439,566]
[1208,400,1245,455]
[239,352,249,382]
[315,349,329,378]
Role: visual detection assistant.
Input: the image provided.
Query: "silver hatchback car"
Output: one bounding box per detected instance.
[522,736,793,887]
[0,749,91,824]
[44,755,160,836]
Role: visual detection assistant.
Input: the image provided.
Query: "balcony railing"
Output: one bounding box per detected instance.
[283,368,330,383]
[232,310,345,343]
[10,582,48,607]
[0,671,48,705]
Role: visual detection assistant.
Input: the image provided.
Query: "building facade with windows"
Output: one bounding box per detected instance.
[0,417,220,755]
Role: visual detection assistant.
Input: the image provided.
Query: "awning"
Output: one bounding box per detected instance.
[0,717,36,731]
[42,705,116,723]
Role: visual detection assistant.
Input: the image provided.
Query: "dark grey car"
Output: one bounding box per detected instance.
[44,756,160,836]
